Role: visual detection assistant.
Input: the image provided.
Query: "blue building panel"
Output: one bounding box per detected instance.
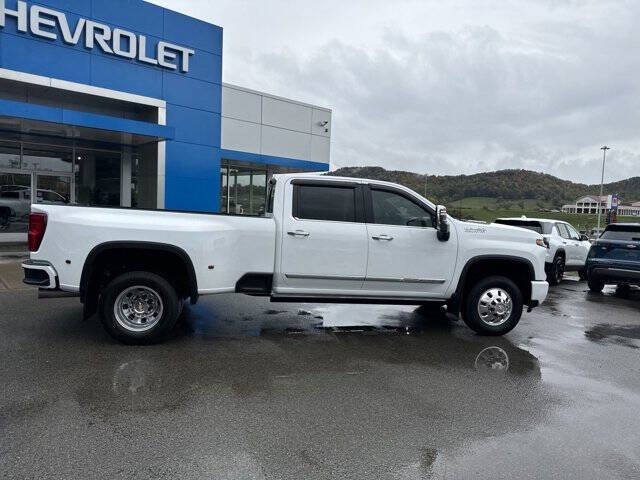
[90,54,164,99]
[165,175,221,213]
[0,32,92,84]
[165,142,219,179]
[220,149,330,173]
[163,8,223,56]
[167,104,220,147]
[162,73,221,113]
[31,0,91,16]
[183,49,222,85]
[0,98,175,138]
[91,0,165,39]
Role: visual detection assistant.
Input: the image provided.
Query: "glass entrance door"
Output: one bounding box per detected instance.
[36,174,72,205]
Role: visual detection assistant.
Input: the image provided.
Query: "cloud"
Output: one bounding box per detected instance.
[252,19,639,183]
[152,0,640,183]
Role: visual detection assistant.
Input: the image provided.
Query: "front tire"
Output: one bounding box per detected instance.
[587,274,604,293]
[547,254,565,285]
[461,276,523,336]
[99,271,181,345]
[578,268,588,281]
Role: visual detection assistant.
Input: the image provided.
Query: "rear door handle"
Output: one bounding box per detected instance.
[372,234,394,241]
[287,230,310,237]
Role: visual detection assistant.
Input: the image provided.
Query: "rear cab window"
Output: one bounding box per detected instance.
[292,182,362,223]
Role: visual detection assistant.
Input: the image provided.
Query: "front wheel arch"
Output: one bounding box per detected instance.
[454,255,535,307]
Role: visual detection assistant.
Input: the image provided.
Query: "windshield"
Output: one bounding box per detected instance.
[495,219,552,234]
[601,226,640,242]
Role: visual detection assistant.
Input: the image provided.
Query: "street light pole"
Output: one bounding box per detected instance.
[596,146,610,235]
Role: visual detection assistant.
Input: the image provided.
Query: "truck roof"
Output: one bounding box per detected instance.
[272,173,437,208]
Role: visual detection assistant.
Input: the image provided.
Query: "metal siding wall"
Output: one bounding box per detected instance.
[0,0,223,212]
[221,85,332,167]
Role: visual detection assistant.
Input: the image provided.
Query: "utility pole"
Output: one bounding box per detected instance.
[596,146,610,235]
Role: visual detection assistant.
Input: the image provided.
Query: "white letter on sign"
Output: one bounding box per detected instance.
[157,41,178,70]
[85,20,113,54]
[30,5,58,40]
[0,0,27,32]
[138,35,158,65]
[113,28,137,59]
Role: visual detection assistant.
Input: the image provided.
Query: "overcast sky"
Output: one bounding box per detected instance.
[150,0,639,184]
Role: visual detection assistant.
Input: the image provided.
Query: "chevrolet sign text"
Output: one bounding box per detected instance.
[0,0,195,72]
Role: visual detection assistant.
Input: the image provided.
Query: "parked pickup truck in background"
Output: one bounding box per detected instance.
[586,223,640,293]
[23,174,549,344]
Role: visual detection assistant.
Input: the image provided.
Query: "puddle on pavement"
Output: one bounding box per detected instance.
[585,324,640,349]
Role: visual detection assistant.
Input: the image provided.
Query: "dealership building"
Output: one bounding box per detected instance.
[0,0,331,240]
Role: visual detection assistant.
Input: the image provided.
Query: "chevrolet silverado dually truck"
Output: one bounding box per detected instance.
[22,174,549,344]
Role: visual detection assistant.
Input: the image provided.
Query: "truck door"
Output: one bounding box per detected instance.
[556,223,576,265]
[278,180,368,295]
[362,185,457,297]
[566,224,588,266]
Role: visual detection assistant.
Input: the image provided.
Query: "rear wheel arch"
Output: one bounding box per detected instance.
[80,241,199,319]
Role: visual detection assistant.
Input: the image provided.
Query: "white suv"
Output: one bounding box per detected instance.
[495,217,591,285]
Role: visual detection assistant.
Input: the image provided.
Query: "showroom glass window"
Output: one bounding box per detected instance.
[370,189,434,227]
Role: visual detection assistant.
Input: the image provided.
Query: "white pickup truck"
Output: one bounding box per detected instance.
[23,174,549,344]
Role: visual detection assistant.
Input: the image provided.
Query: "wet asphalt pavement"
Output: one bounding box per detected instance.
[1,277,639,479]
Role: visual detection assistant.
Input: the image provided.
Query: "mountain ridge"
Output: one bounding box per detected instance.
[328,167,640,207]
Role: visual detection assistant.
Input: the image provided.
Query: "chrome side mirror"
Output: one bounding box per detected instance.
[437,206,450,241]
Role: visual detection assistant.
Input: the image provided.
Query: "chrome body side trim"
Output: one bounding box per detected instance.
[366,277,447,284]
[284,273,446,284]
[285,273,365,281]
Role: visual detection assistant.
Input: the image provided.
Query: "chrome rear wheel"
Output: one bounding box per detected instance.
[114,286,164,332]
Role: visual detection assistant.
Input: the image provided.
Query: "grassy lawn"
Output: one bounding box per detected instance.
[446,197,638,232]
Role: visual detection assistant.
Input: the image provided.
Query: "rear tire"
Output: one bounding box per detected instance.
[461,276,523,336]
[99,271,181,345]
[587,274,604,293]
[547,254,565,286]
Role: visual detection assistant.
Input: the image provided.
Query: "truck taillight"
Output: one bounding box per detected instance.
[28,212,47,252]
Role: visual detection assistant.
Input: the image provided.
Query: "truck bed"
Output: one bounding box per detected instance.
[30,204,276,294]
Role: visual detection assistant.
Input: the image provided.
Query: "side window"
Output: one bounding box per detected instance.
[566,224,580,240]
[557,223,570,239]
[294,184,356,222]
[371,189,434,228]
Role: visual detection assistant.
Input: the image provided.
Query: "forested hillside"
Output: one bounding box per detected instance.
[329,167,640,207]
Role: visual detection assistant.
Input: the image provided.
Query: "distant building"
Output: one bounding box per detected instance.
[562,195,640,216]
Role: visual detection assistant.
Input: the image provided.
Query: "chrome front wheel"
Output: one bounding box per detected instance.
[477,288,513,326]
[114,286,164,332]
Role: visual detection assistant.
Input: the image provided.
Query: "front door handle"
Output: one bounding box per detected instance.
[372,234,394,241]
[287,230,310,237]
